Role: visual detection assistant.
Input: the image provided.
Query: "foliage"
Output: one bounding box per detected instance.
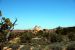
[20,32,33,43]
[55,27,67,35]
[0,33,5,42]
[67,32,75,41]
[56,26,75,35]
[36,30,49,38]
[49,33,63,43]
[55,26,63,34]
[0,32,7,42]
[66,43,75,50]
[36,30,43,37]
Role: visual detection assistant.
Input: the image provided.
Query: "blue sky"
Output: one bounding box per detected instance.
[0,0,75,30]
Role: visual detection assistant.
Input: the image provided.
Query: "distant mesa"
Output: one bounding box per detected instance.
[12,26,75,34]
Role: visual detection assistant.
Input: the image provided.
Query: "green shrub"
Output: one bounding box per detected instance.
[20,32,33,43]
[66,43,75,50]
[0,33,6,42]
[36,30,43,37]
[68,32,75,41]
[49,33,63,43]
